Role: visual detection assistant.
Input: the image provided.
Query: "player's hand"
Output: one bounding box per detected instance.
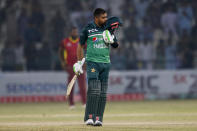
[73,61,83,75]
[103,30,114,44]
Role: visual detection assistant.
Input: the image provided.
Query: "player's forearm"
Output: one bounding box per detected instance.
[77,44,84,61]
[58,47,65,64]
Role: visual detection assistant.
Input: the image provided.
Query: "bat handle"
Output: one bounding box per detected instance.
[81,58,86,66]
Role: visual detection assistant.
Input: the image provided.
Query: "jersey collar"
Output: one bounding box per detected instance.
[93,21,106,29]
[69,37,79,43]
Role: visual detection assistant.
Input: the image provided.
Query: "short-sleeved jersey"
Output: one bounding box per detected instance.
[60,37,79,66]
[80,22,110,63]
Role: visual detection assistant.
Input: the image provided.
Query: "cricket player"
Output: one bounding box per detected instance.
[73,8,122,126]
[59,27,86,108]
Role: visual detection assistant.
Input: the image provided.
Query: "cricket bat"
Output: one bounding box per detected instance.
[66,58,85,97]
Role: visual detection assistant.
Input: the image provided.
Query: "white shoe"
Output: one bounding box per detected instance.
[82,104,86,108]
[94,120,102,126]
[85,119,94,126]
[69,105,75,110]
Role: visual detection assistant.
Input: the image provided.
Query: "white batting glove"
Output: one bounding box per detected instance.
[73,61,83,75]
[103,30,114,44]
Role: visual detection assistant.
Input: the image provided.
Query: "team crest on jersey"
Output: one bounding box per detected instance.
[91,68,96,72]
[92,37,98,42]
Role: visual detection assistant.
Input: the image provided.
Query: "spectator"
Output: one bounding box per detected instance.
[121,0,136,21]
[177,31,194,69]
[191,0,197,22]
[161,6,178,38]
[49,10,66,70]
[135,42,144,69]
[191,24,197,53]
[138,18,153,42]
[24,22,42,45]
[155,39,165,69]
[178,1,193,35]
[17,8,29,40]
[146,0,162,30]
[140,40,155,70]
[134,0,149,21]
[0,4,6,29]
[111,47,127,70]
[124,43,137,70]
[182,46,194,69]
[35,42,52,70]
[24,42,37,71]
[65,0,83,11]
[29,1,45,32]
[49,10,66,51]
[95,0,109,10]
[164,37,177,70]
[1,42,16,71]
[124,17,139,43]
[15,38,25,71]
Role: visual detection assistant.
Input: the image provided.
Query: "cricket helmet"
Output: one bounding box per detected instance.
[105,16,123,33]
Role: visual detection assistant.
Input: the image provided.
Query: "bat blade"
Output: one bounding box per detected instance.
[66,75,78,97]
[66,58,86,98]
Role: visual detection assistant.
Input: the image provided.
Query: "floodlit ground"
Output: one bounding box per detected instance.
[0,100,197,131]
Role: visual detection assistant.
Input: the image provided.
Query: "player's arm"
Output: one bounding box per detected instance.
[77,27,88,61]
[73,27,88,75]
[77,44,85,61]
[74,45,85,75]
[58,41,66,69]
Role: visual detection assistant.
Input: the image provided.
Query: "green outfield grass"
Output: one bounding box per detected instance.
[0,100,197,131]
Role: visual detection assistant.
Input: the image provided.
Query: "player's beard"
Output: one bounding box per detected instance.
[98,21,106,27]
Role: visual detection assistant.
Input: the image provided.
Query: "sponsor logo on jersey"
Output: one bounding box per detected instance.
[88,29,98,33]
[93,43,108,49]
[92,37,98,42]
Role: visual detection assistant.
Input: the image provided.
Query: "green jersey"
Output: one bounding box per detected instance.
[80,22,110,63]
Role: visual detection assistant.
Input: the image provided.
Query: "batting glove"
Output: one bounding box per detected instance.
[103,30,114,44]
[73,61,83,75]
